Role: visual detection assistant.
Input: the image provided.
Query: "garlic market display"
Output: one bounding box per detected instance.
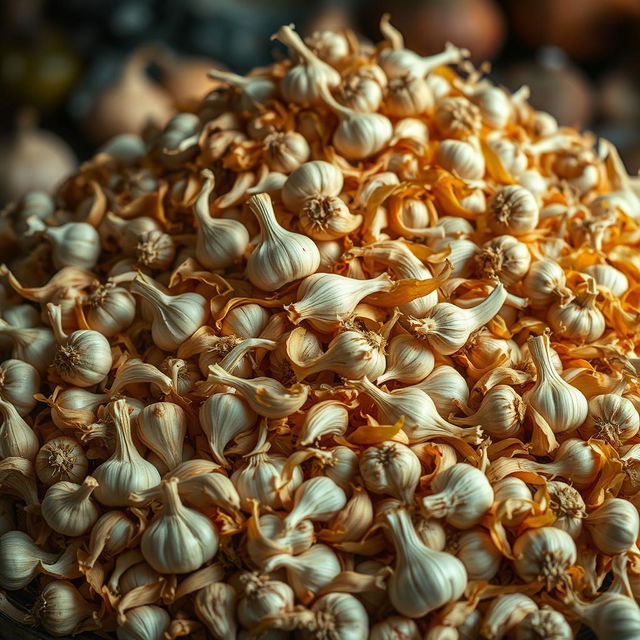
[2,15,640,640]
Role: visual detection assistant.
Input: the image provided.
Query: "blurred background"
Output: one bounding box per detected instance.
[1,0,639,206]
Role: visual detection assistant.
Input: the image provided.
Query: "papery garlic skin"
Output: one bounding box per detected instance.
[141,478,218,574]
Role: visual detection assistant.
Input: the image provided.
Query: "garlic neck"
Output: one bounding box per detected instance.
[528,334,561,381]
[161,478,184,517]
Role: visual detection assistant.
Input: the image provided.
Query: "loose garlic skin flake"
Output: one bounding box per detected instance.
[3,15,640,640]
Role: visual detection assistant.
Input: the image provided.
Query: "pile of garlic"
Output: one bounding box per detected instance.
[1,15,640,640]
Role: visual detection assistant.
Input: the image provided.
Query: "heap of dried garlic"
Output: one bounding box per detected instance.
[1,15,640,640]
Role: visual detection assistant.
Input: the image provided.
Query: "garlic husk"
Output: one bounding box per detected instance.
[512,526,577,590]
[0,359,39,416]
[136,402,186,471]
[585,497,640,555]
[130,274,208,351]
[116,605,170,640]
[93,399,161,506]
[283,476,347,530]
[360,441,421,503]
[195,583,237,640]
[200,392,257,467]
[421,463,494,529]
[246,192,320,291]
[41,475,100,536]
[0,397,39,461]
[141,477,219,574]
[524,333,588,433]
[384,504,467,618]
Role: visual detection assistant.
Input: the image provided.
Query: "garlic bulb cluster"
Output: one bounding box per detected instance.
[1,16,640,640]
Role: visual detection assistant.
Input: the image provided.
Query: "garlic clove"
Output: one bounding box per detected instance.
[136,402,186,471]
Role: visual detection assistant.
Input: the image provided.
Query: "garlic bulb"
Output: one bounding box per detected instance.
[41,476,100,536]
[262,544,341,602]
[584,263,629,297]
[200,392,256,466]
[384,504,467,618]
[274,25,341,105]
[385,74,433,117]
[136,402,186,471]
[246,192,320,291]
[524,334,588,433]
[117,606,170,640]
[585,498,640,555]
[523,259,572,309]
[29,219,101,270]
[360,441,421,503]
[435,138,485,181]
[193,170,249,269]
[0,359,39,416]
[572,593,640,640]
[0,530,58,589]
[421,463,494,528]
[236,573,295,631]
[581,393,639,446]
[92,399,161,506]
[492,477,533,527]
[0,397,39,461]
[284,476,347,530]
[451,528,502,581]
[30,580,97,636]
[85,281,136,337]
[337,70,385,114]
[512,527,577,590]
[297,400,350,446]
[514,607,573,640]
[131,274,207,351]
[548,277,605,342]
[141,477,218,573]
[263,130,310,173]
[195,583,237,640]
[377,335,434,385]
[481,593,539,639]
[350,376,481,443]
[35,436,88,486]
[406,283,507,355]
[486,185,539,236]
[475,235,531,286]
[451,385,525,439]
[371,617,420,640]
[413,365,469,417]
[48,303,112,387]
[282,160,344,212]
[0,319,56,373]
[546,481,586,539]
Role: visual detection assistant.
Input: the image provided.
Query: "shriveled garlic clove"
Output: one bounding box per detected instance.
[0,397,39,461]
[193,169,250,270]
[421,463,494,529]
[194,583,237,640]
[350,376,482,444]
[0,359,39,416]
[206,365,309,419]
[406,283,507,355]
[524,333,588,434]
[48,303,112,387]
[41,476,100,536]
[93,399,161,506]
[246,192,320,291]
[200,392,256,467]
[130,273,208,351]
[360,441,421,503]
[512,527,577,590]
[383,503,467,618]
[136,402,186,471]
[141,477,218,574]
[283,476,346,530]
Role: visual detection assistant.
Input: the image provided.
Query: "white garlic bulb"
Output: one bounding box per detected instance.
[523,259,572,309]
[572,593,640,640]
[35,436,88,486]
[475,235,531,285]
[585,497,640,555]
[236,573,294,631]
[116,605,170,640]
[546,481,586,539]
[0,359,39,416]
[514,607,573,640]
[413,365,469,417]
[246,192,320,291]
[141,477,218,574]
[435,138,485,181]
[548,277,605,342]
[41,476,100,536]
[30,219,101,270]
[584,263,629,297]
[581,393,639,445]
[284,476,347,530]
[486,185,539,235]
[451,528,502,581]
[85,281,136,337]
[0,530,59,589]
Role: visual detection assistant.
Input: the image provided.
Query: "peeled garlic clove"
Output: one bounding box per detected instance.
[297,400,350,446]
[195,583,237,640]
[141,477,218,574]
[383,504,467,618]
[0,397,39,461]
[512,526,577,590]
[48,303,113,387]
[136,402,186,471]
[0,359,39,416]
[360,441,421,503]
[116,605,170,640]
[193,169,250,269]
[283,476,346,530]
[262,544,341,603]
[524,333,588,434]
[377,334,435,385]
[371,616,420,640]
[200,392,256,467]
[93,399,161,506]
[421,463,494,529]
[585,498,640,555]
[246,192,320,291]
[41,475,100,537]
[206,365,308,419]
[130,274,208,351]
